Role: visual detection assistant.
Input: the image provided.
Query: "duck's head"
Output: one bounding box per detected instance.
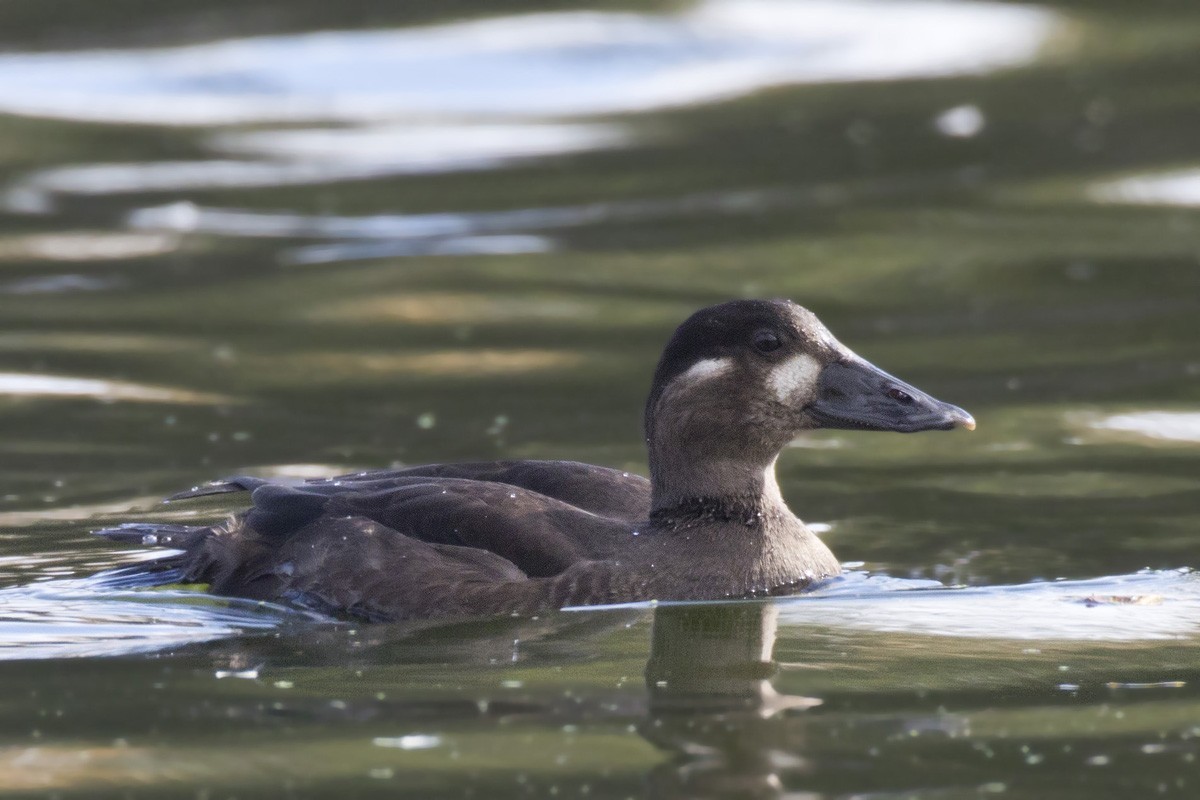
[644,299,974,505]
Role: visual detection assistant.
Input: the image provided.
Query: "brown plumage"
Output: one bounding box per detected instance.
[97,299,974,621]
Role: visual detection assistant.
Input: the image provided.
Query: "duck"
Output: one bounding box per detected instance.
[97,299,974,621]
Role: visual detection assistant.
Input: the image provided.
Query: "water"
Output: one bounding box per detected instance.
[1,0,1199,796]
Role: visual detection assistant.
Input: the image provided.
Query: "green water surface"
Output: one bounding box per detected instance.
[0,0,1199,797]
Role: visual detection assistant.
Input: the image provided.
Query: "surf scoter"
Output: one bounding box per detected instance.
[98,299,974,620]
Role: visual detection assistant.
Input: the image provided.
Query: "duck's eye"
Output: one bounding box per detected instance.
[753,331,782,353]
[887,387,914,404]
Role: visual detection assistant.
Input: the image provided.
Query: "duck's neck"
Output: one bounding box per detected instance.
[644,450,842,596]
[648,447,788,520]
[644,433,842,595]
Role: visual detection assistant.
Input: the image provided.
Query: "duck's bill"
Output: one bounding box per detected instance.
[806,358,975,433]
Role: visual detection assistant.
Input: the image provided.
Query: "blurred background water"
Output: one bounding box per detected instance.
[1,0,1199,797]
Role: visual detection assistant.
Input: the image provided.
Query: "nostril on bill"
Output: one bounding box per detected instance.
[886,387,914,404]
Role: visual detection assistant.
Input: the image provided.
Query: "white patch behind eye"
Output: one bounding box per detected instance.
[680,357,733,385]
[768,353,821,403]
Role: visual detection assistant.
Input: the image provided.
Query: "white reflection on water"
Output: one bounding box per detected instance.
[0,583,311,660]
[0,497,179,528]
[932,103,986,138]
[0,1,1057,125]
[3,568,1196,660]
[1090,411,1200,443]
[781,569,1200,641]
[2,0,1058,209]
[210,122,629,173]
[0,274,125,295]
[572,570,1200,642]
[131,191,793,237]
[285,236,554,265]
[0,232,179,261]
[126,188,807,262]
[1089,168,1200,206]
[12,123,628,198]
[0,372,230,404]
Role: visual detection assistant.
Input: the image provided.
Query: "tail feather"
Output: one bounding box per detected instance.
[92,522,210,549]
[166,475,271,502]
[89,561,189,589]
[90,522,214,589]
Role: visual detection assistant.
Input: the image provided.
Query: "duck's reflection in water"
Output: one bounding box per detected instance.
[641,603,814,800]
[162,602,825,796]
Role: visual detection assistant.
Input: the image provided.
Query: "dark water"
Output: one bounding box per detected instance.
[1,0,1199,796]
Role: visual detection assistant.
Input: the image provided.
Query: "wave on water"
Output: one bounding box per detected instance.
[0,572,320,661]
[781,568,1200,641]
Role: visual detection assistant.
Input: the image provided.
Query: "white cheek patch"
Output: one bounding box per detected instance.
[679,357,733,385]
[768,353,822,403]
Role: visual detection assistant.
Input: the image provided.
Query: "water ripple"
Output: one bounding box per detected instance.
[2,0,1060,212]
[0,581,314,660]
[125,188,813,263]
[781,569,1200,641]
[1089,411,1200,444]
[0,1,1058,126]
[1090,168,1200,207]
[0,372,232,404]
